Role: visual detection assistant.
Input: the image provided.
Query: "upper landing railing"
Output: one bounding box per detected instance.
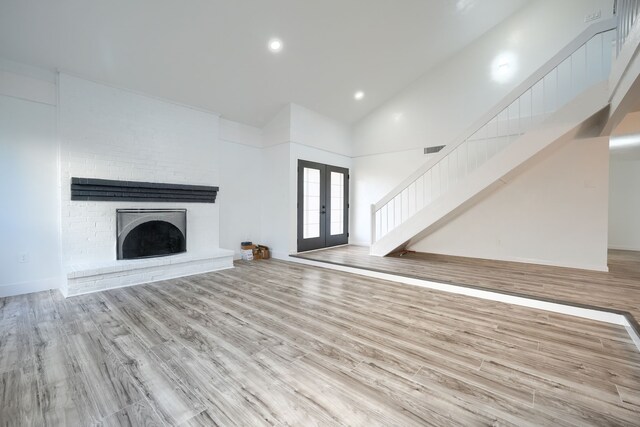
[616,0,640,56]
[371,19,617,244]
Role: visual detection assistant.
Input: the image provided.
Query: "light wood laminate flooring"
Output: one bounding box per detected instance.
[1,260,639,426]
[295,246,640,326]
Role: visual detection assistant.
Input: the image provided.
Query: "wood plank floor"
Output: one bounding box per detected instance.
[295,246,640,325]
[1,259,640,426]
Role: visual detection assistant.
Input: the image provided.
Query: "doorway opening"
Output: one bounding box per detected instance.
[297,160,349,252]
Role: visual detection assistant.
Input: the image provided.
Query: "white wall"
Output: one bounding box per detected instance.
[258,103,353,256]
[0,95,62,296]
[407,137,610,271]
[58,74,221,266]
[219,123,263,258]
[0,61,62,297]
[263,104,291,147]
[290,104,352,157]
[609,156,640,250]
[0,57,57,105]
[608,112,640,250]
[259,107,292,256]
[260,143,291,257]
[350,0,614,245]
[220,117,263,148]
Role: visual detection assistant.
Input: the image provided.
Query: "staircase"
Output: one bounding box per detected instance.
[370,19,619,257]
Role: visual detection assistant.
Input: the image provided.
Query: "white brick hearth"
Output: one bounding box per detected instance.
[63,249,234,297]
[58,74,231,296]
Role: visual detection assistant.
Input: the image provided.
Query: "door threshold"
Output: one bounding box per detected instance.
[294,244,350,255]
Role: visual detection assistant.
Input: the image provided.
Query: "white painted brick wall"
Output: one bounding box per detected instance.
[58,74,221,267]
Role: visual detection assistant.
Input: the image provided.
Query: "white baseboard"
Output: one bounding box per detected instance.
[0,276,63,298]
[409,249,610,272]
[348,241,370,247]
[272,251,293,260]
[608,244,640,251]
[626,324,640,351]
[496,255,610,272]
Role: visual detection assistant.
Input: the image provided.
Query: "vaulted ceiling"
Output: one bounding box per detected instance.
[0,0,530,126]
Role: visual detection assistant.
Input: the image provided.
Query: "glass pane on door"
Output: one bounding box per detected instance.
[330,171,344,235]
[303,167,321,239]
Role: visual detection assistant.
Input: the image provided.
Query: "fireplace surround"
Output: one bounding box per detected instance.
[117,209,187,260]
[59,74,234,298]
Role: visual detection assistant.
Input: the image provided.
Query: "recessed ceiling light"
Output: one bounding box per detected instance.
[354,91,365,100]
[268,38,283,53]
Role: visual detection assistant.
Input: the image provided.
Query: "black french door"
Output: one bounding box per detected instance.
[297,160,349,252]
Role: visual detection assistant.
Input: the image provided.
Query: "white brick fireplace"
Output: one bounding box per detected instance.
[58,74,233,297]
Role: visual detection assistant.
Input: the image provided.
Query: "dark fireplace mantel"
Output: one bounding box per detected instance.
[71,177,218,203]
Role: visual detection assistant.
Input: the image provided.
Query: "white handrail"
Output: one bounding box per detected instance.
[373,18,615,213]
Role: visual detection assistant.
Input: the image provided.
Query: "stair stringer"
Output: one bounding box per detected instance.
[370,81,610,257]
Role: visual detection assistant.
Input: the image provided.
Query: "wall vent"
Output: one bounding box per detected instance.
[424,145,445,154]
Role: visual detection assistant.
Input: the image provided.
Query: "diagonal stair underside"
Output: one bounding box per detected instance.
[371,82,610,257]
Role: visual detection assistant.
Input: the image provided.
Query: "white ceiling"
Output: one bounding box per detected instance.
[0,0,530,127]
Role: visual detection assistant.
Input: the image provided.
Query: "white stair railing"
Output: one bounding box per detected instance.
[616,0,640,56]
[372,20,616,244]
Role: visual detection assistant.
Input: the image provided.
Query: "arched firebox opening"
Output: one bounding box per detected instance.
[122,220,186,260]
[117,209,187,260]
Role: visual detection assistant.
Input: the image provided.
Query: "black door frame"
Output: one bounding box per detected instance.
[297,160,349,252]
